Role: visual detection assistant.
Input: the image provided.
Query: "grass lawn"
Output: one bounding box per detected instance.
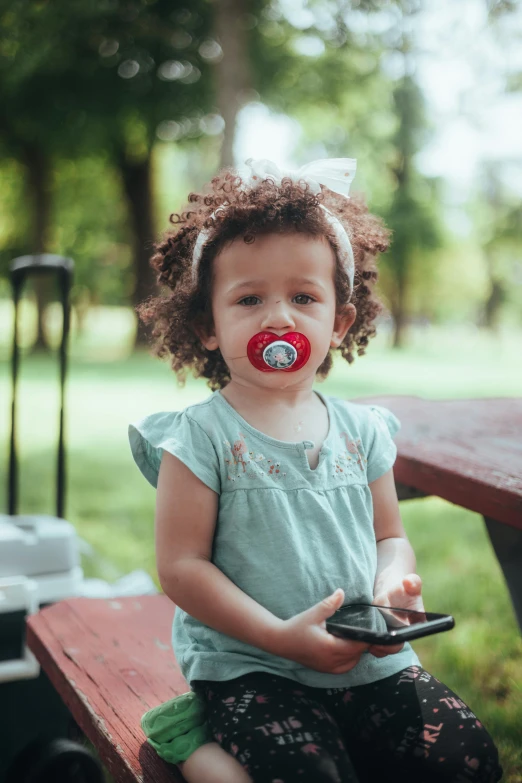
[0,305,521,780]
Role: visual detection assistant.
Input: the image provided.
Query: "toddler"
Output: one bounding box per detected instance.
[130,158,502,782]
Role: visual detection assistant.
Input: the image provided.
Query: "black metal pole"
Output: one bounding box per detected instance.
[8,278,21,516]
[57,267,71,519]
[7,255,74,519]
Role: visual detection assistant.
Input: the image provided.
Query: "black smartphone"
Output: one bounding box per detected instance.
[326,604,455,645]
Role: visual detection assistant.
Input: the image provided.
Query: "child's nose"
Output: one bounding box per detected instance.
[261,300,296,333]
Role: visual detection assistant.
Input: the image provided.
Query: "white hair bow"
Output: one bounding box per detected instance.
[243,157,357,199]
[192,157,357,291]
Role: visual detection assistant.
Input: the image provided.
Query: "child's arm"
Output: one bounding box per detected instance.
[155,451,368,675]
[369,468,424,657]
[371,468,422,602]
[156,451,283,648]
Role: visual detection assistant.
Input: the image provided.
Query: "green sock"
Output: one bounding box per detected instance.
[141,691,212,764]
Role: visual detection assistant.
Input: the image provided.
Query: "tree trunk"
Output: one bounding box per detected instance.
[118,153,157,347]
[23,141,52,352]
[482,279,505,331]
[481,248,506,331]
[214,0,252,168]
[391,278,407,349]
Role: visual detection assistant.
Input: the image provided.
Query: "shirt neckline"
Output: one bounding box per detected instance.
[215,388,333,452]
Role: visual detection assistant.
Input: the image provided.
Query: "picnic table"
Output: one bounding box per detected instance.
[361,396,522,631]
[25,395,522,783]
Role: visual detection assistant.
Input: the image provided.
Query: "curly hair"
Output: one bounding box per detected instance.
[137,169,391,390]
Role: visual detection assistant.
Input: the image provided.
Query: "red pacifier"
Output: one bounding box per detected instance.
[247,332,311,372]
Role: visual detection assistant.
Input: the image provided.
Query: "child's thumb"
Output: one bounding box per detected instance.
[313,588,345,621]
[403,574,422,594]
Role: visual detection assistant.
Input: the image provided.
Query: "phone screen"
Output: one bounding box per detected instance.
[333,605,445,632]
[326,604,454,643]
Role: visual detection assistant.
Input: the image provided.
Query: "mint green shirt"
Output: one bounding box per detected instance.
[129,390,420,688]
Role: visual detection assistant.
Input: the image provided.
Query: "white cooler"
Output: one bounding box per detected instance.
[0,515,83,683]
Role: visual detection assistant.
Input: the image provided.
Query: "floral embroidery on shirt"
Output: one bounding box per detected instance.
[229,433,249,472]
[223,434,287,482]
[337,432,367,472]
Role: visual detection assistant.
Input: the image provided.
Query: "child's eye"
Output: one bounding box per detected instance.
[238,296,261,306]
[293,294,315,305]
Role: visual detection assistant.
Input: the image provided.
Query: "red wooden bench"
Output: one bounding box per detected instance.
[27,595,184,783]
[26,395,522,782]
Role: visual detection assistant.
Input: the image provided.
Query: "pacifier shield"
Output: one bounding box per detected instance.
[247,332,311,372]
[263,340,297,370]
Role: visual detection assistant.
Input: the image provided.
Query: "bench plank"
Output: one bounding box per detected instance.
[357,396,522,529]
[26,595,187,783]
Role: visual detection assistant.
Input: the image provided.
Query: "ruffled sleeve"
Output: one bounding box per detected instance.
[364,405,401,484]
[128,411,221,493]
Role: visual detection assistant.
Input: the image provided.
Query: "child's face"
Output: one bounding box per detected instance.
[201,232,356,390]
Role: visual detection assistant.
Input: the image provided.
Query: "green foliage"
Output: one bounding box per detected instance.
[0,0,215,157]
[0,0,519,333]
[469,164,522,326]
[394,241,489,324]
[0,0,418,314]
[52,156,133,306]
[0,0,223,313]
[286,32,446,334]
[0,152,133,306]
[380,75,443,324]
[252,3,382,114]
[0,157,31,282]
[251,3,447,337]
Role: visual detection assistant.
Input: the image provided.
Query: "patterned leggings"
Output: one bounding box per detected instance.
[194,666,502,783]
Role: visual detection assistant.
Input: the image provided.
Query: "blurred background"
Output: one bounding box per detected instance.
[0,0,521,778]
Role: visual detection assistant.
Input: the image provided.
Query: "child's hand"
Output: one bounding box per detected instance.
[275,588,369,674]
[369,573,424,658]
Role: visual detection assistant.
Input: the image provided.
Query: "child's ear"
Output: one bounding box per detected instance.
[195,322,219,351]
[202,334,219,351]
[331,303,356,348]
